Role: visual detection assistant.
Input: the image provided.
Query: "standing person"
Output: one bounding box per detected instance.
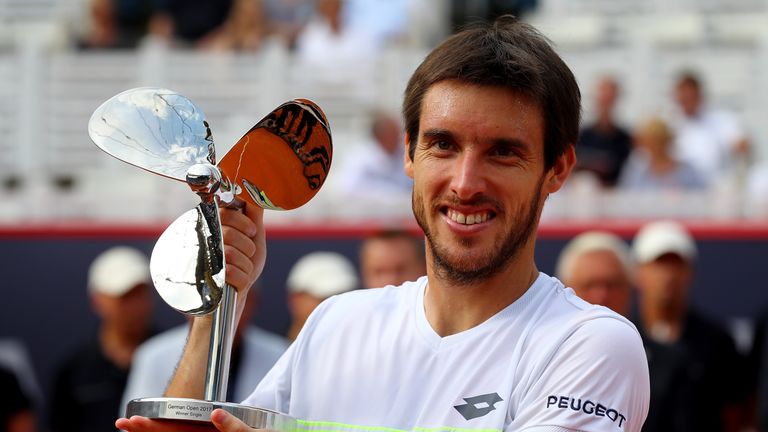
[118,15,650,432]
[557,231,695,431]
[284,251,359,342]
[555,231,633,316]
[575,76,633,187]
[50,246,154,432]
[359,229,425,289]
[121,289,287,411]
[671,71,750,185]
[632,221,749,432]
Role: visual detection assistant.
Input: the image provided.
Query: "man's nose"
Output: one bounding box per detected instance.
[450,153,486,200]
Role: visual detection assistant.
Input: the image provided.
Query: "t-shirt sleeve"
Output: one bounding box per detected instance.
[511,317,650,432]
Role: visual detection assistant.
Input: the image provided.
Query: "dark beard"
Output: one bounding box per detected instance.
[412,176,545,285]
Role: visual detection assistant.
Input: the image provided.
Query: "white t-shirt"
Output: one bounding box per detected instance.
[244,273,650,432]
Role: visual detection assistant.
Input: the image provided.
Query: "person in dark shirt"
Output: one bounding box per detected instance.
[0,366,36,432]
[576,76,632,187]
[49,247,154,432]
[632,221,749,432]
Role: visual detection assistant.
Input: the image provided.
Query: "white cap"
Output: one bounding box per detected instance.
[286,252,359,299]
[632,221,697,264]
[556,231,632,283]
[88,246,151,297]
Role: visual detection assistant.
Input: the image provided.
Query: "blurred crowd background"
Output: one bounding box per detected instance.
[1,0,768,431]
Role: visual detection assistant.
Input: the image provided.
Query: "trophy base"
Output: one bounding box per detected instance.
[126,397,296,430]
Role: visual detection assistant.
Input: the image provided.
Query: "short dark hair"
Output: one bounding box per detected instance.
[676,70,702,92]
[402,15,581,170]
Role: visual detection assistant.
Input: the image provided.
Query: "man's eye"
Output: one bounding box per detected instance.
[435,140,451,150]
[493,146,516,158]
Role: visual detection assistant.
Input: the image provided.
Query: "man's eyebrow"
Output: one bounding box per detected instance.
[492,137,531,153]
[421,128,454,140]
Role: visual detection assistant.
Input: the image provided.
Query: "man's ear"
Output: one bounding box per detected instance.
[404,133,414,179]
[544,144,576,193]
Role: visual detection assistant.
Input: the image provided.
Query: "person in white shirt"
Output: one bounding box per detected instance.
[671,72,750,185]
[117,15,650,432]
[120,290,288,411]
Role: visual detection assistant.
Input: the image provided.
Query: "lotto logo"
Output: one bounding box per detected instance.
[453,393,503,420]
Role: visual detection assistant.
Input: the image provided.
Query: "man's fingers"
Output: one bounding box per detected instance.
[211,409,254,431]
[116,416,218,431]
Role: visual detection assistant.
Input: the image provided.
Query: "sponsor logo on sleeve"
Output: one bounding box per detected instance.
[546,395,627,428]
[454,393,504,420]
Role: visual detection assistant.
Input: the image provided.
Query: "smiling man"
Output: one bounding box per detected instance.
[117,15,649,432]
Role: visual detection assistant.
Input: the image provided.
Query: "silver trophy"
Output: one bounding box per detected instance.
[88,87,332,428]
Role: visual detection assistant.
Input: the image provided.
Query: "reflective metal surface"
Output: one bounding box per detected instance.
[219,99,332,210]
[88,87,215,181]
[126,398,296,430]
[150,203,225,315]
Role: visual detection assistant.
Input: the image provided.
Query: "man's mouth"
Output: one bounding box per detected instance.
[445,208,494,225]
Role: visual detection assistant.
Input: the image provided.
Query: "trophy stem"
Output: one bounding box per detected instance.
[204,284,237,401]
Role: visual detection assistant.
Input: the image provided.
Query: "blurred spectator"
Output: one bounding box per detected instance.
[557,231,695,431]
[556,231,632,316]
[619,117,707,191]
[199,0,270,52]
[336,110,412,201]
[121,289,287,409]
[343,0,410,45]
[49,247,154,432]
[632,221,749,432]
[285,252,359,341]
[293,0,377,89]
[0,366,36,432]
[146,0,233,48]
[262,0,314,49]
[450,0,538,31]
[575,76,632,187]
[359,229,425,289]
[746,162,768,218]
[76,0,151,49]
[671,71,750,185]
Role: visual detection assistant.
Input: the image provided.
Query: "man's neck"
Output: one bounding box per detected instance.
[423,253,539,337]
[639,301,685,343]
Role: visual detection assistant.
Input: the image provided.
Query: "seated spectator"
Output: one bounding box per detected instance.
[671,71,751,185]
[335,110,412,202]
[121,289,287,409]
[576,76,632,187]
[359,229,425,289]
[293,0,377,88]
[619,117,707,191]
[145,0,233,48]
[262,0,314,49]
[285,252,359,341]
[198,0,270,52]
[77,0,146,49]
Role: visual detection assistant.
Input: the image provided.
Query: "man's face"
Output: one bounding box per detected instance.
[361,237,425,288]
[93,283,153,336]
[567,250,631,316]
[405,80,568,284]
[635,253,692,312]
[675,81,702,117]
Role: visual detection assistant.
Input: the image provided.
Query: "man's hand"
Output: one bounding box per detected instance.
[220,202,266,293]
[116,409,256,431]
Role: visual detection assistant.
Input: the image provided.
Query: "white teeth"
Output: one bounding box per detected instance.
[448,209,489,225]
